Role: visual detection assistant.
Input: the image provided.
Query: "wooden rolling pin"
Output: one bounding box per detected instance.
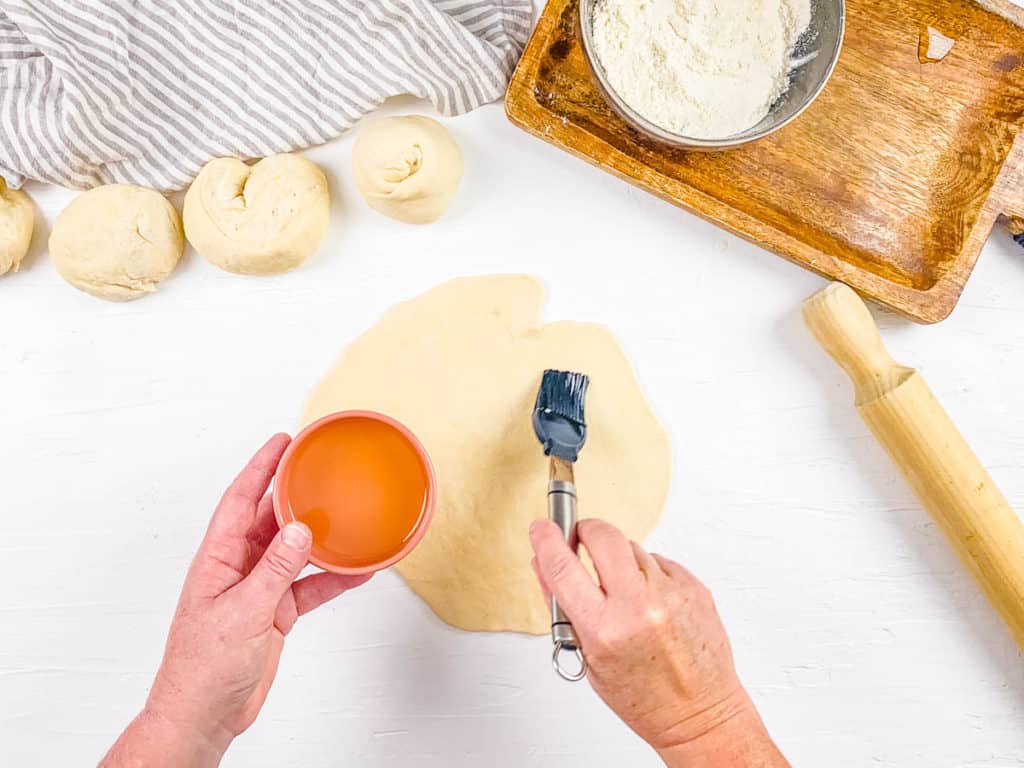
[803,283,1024,648]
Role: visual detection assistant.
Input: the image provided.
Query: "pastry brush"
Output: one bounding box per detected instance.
[532,369,589,682]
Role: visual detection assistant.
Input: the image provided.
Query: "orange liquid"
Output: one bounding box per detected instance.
[279,416,430,569]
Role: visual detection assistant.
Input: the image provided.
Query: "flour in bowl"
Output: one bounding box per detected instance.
[591,0,812,139]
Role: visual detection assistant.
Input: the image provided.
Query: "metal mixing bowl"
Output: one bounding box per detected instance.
[578,0,846,150]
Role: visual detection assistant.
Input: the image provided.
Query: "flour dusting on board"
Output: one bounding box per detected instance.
[592,0,813,139]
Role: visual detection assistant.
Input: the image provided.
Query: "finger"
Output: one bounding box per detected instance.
[234,522,311,615]
[273,585,299,636]
[186,435,292,600]
[577,519,644,594]
[293,572,373,616]
[652,553,699,584]
[530,556,552,604]
[238,493,283,576]
[247,494,281,553]
[630,540,663,580]
[207,433,291,544]
[529,520,603,628]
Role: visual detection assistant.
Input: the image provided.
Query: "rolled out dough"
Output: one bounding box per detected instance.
[303,275,671,634]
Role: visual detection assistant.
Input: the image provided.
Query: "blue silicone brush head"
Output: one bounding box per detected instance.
[533,370,589,462]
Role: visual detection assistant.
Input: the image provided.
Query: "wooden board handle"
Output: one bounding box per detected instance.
[804,283,1024,648]
[1002,134,1024,230]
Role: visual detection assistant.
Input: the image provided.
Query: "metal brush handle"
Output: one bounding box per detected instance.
[549,479,587,682]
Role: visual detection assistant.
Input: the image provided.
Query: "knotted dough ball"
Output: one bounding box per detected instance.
[353,116,462,224]
[0,177,34,276]
[183,154,330,275]
[49,184,184,301]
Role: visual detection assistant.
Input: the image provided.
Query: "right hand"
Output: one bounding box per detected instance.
[529,519,788,767]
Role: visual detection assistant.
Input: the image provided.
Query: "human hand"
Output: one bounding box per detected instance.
[102,434,371,767]
[529,519,788,768]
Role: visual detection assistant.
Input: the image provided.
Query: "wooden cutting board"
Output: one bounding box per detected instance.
[506,0,1024,323]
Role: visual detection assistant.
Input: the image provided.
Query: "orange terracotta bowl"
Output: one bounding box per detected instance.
[273,410,436,575]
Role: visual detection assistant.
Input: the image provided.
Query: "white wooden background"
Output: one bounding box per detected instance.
[3,29,1024,768]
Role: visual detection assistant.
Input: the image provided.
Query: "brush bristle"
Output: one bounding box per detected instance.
[535,369,589,426]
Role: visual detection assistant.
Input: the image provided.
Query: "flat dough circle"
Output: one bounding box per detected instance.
[49,184,183,301]
[303,275,670,634]
[352,115,462,225]
[183,154,330,275]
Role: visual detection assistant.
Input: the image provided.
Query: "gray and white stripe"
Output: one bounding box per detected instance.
[0,0,532,191]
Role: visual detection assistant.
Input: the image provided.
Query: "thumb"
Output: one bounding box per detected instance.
[238,522,312,614]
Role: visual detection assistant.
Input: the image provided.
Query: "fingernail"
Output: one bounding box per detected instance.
[282,522,311,550]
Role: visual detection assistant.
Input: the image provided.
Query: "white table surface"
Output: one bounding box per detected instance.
[4,41,1024,768]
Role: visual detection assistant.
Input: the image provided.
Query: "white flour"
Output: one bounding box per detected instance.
[592,0,812,139]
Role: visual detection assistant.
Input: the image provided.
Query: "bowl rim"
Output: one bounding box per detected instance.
[272,409,437,575]
[577,0,847,150]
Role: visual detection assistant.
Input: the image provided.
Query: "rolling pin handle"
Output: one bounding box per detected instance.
[802,283,912,403]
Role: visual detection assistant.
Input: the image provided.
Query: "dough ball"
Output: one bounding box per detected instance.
[303,275,670,634]
[183,154,330,275]
[352,116,463,224]
[0,177,34,276]
[49,184,184,301]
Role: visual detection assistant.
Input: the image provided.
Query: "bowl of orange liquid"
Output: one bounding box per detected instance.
[273,411,436,575]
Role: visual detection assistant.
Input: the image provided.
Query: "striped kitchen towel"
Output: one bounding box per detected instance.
[0,0,532,191]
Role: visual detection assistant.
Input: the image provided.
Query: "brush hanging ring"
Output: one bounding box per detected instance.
[552,641,587,682]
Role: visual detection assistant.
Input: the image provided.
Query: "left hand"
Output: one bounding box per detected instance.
[102,434,371,766]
